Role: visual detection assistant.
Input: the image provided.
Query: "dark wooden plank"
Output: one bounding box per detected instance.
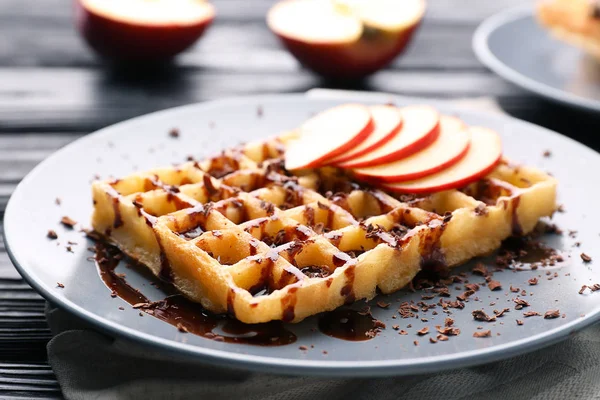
[0,68,522,131]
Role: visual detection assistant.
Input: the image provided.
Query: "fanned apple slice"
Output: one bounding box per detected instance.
[353,116,470,183]
[328,105,403,165]
[338,105,440,169]
[382,127,502,194]
[285,104,374,170]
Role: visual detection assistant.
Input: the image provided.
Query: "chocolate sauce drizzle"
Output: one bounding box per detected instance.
[318,308,380,341]
[94,241,296,346]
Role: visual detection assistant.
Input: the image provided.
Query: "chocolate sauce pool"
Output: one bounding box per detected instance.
[94,242,296,346]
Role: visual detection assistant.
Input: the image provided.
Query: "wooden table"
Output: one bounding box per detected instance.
[2,0,599,397]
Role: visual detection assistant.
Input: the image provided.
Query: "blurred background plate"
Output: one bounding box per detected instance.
[473,5,600,113]
[4,93,600,377]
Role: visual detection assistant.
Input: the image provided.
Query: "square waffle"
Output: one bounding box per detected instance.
[91,134,557,324]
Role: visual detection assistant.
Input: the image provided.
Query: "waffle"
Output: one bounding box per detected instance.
[91,134,557,324]
[537,0,600,61]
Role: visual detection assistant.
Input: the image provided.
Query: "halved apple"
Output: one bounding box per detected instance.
[353,116,470,183]
[328,105,403,165]
[382,127,502,194]
[285,104,374,170]
[338,105,440,169]
[75,0,215,62]
[267,0,426,79]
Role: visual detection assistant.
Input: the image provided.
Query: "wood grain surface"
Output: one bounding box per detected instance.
[1,0,599,397]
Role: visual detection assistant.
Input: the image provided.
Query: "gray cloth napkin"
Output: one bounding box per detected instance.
[46,304,600,400]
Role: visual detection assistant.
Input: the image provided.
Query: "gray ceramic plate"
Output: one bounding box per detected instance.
[4,92,600,377]
[473,6,600,112]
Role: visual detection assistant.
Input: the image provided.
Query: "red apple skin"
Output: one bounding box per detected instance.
[273,23,421,79]
[380,154,502,194]
[341,119,440,169]
[354,141,471,183]
[74,0,214,62]
[289,117,375,169]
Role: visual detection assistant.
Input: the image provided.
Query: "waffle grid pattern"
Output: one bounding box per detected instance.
[91,136,557,323]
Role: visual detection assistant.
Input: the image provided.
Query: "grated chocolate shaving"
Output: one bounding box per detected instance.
[581,253,592,263]
[47,230,58,239]
[473,330,491,338]
[472,309,496,322]
[487,280,502,291]
[514,297,530,310]
[60,216,77,228]
[544,309,560,319]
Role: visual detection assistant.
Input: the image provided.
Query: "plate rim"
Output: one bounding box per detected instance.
[472,5,600,113]
[4,92,600,377]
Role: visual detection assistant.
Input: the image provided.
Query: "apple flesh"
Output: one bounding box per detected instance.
[382,127,502,194]
[267,0,426,79]
[285,104,374,170]
[75,0,215,62]
[328,105,403,165]
[353,115,470,182]
[338,105,440,169]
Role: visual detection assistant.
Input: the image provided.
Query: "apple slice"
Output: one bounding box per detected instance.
[353,116,470,183]
[267,0,426,79]
[328,105,403,165]
[338,105,440,169]
[381,127,502,194]
[75,0,215,61]
[285,104,374,170]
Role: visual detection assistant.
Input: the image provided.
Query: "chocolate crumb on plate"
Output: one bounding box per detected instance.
[169,128,180,138]
[488,280,502,291]
[494,308,510,318]
[516,319,523,326]
[47,230,58,239]
[175,323,188,333]
[118,306,124,311]
[417,327,429,336]
[376,301,391,309]
[445,317,454,327]
[544,309,560,319]
[523,311,541,317]
[399,330,408,335]
[579,285,588,294]
[429,337,437,344]
[257,105,264,117]
[60,216,77,228]
[472,309,496,322]
[298,345,308,351]
[473,330,491,338]
[437,334,449,341]
[65,246,73,253]
[528,277,538,285]
[543,150,551,158]
[472,263,488,276]
[510,285,520,293]
[56,282,64,288]
[591,284,600,292]
[413,340,419,346]
[514,297,529,310]
[55,197,61,205]
[581,253,592,263]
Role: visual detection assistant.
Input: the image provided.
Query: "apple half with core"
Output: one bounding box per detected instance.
[75,0,215,62]
[328,105,403,165]
[353,115,470,183]
[382,127,502,193]
[338,105,440,169]
[285,104,374,170]
[267,0,426,79]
